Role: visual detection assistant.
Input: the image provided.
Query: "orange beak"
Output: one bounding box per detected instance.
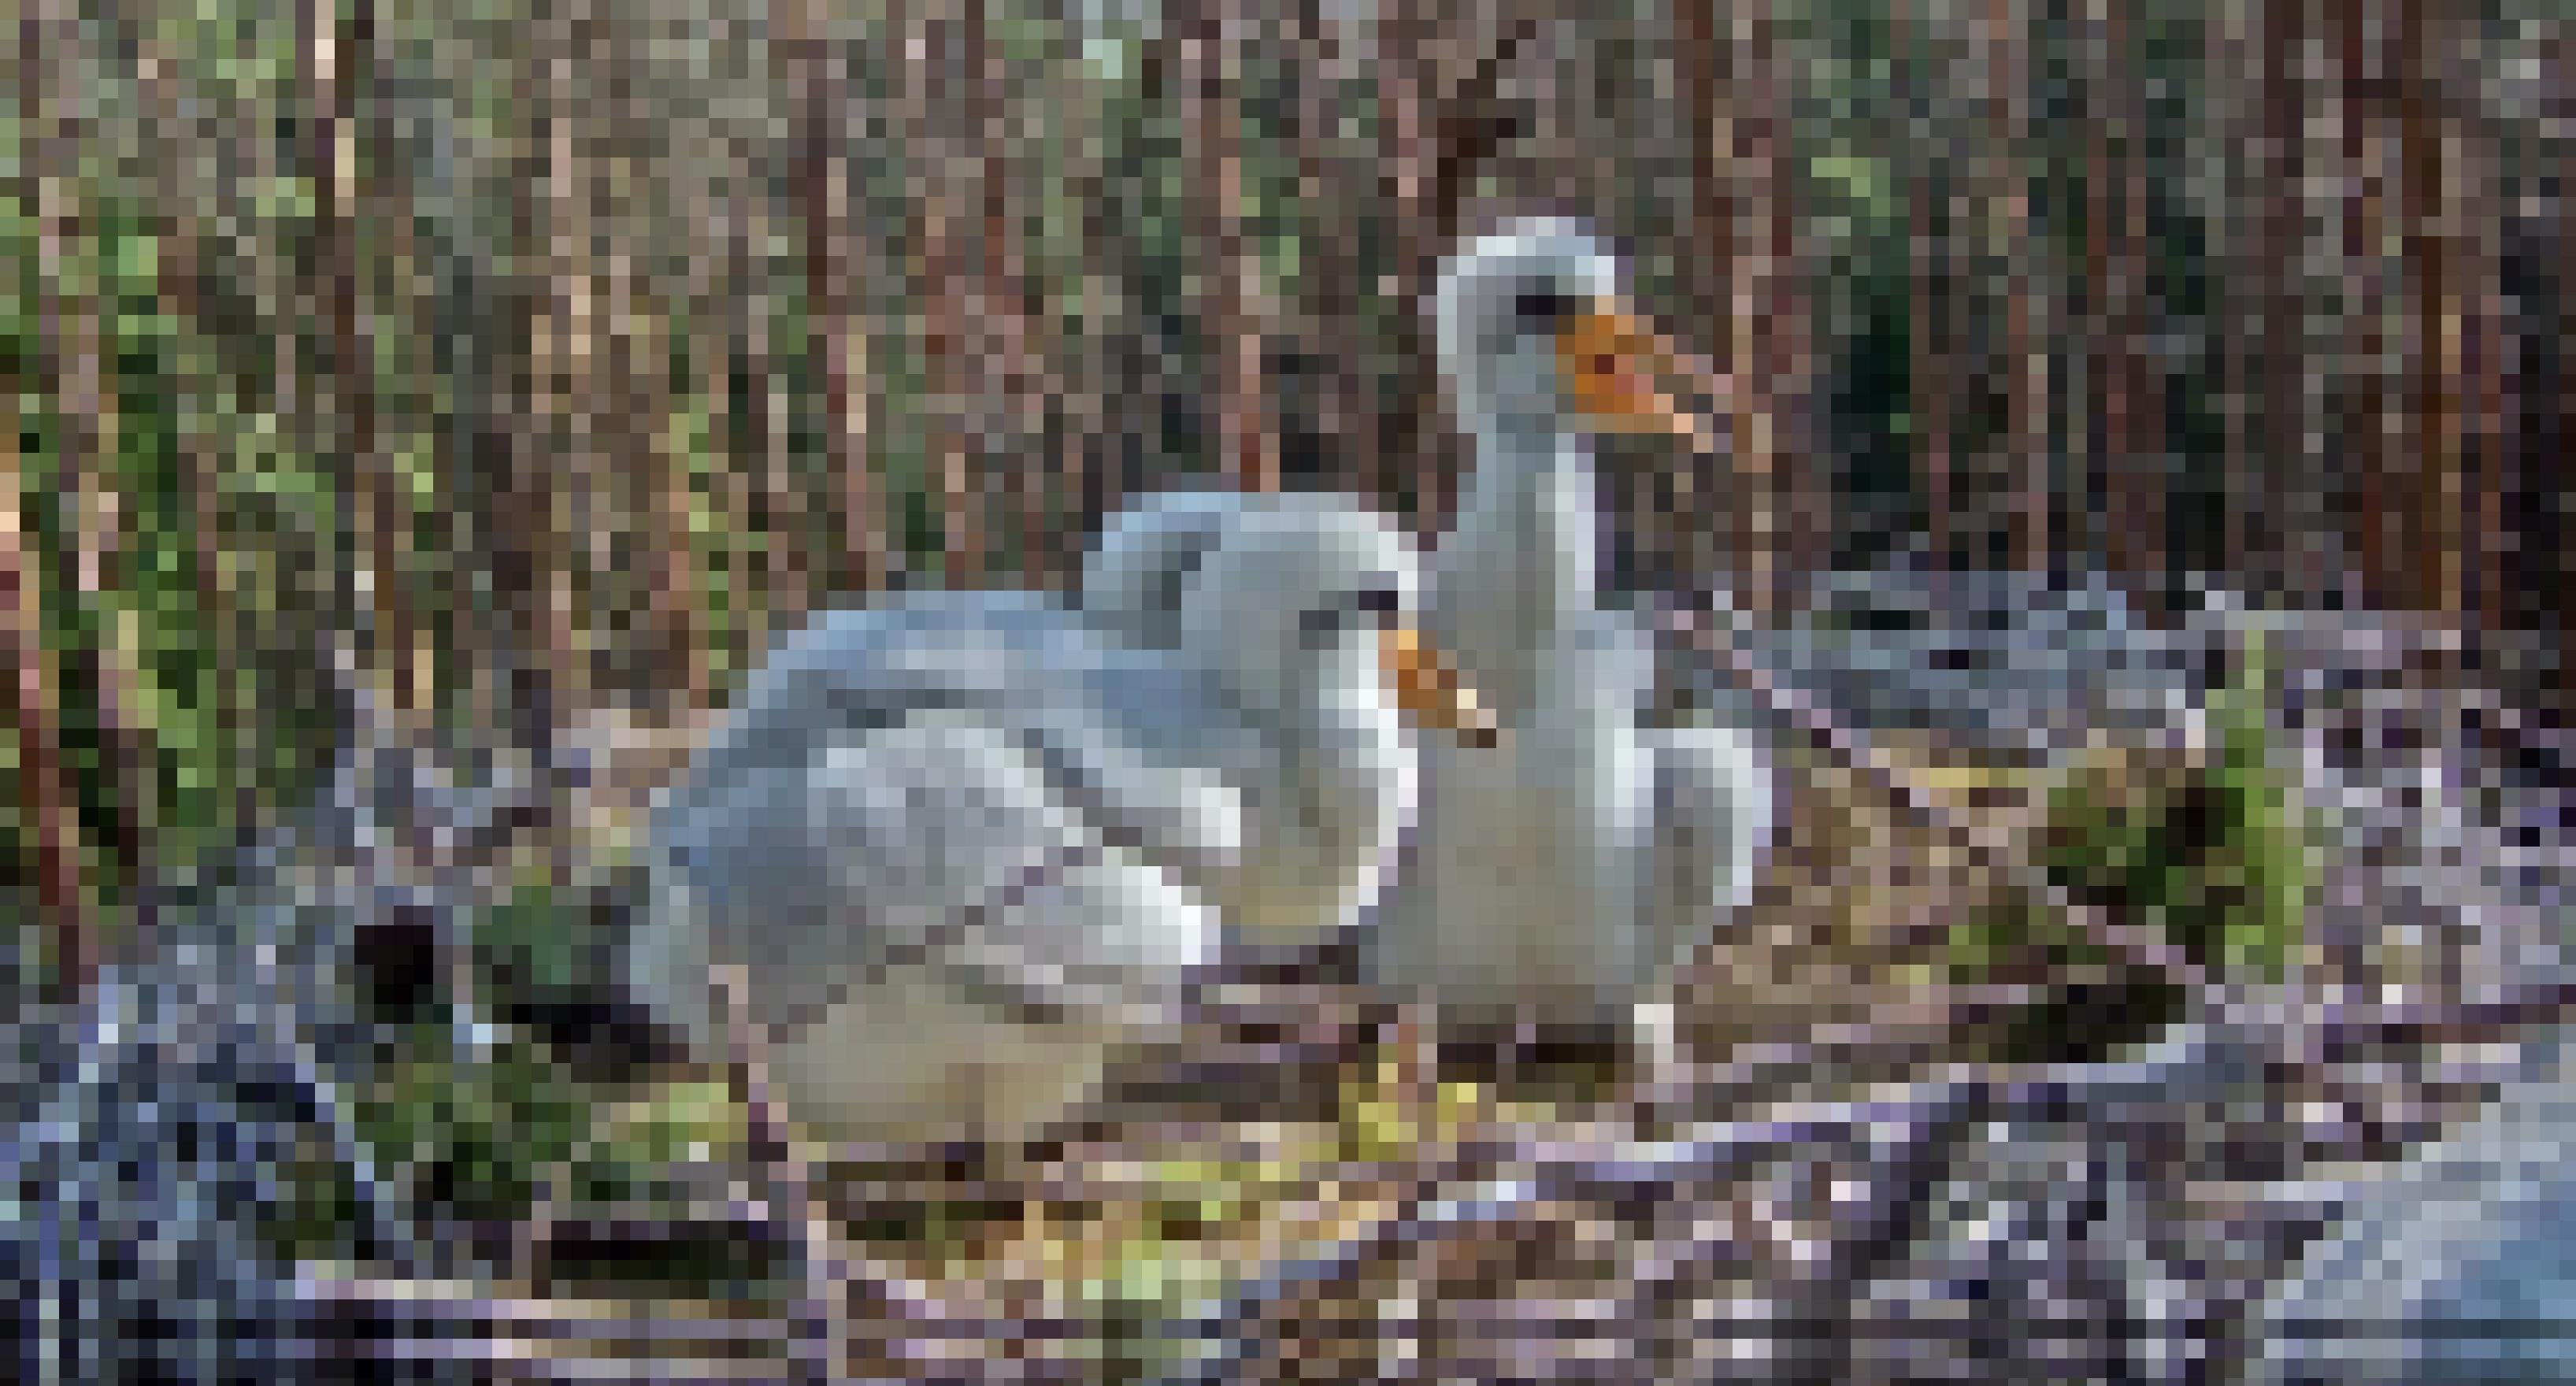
[1380,627,1499,748]
[1556,307,1726,455]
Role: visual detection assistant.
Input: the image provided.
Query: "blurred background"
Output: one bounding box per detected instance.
[6,0,2569,992]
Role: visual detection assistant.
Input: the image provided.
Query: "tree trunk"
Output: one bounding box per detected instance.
[0,319,87,998]
[140,28,251,832]
[2559,34,2575,672]
[1989,0,2048,573]
[1299,0,1376,503]
[1182,0,1277,498]
[1379,0,1439,532]
[2337,0,2396,612]
[32,0,149,949]
[975,2,1055,585]
[1731,0,1806,615]
[2464,97,2509,639]
[1055,17,1110,549]
[313,0,413,717]
[782,0,883,598]
[1680,0,1729,350]
[2397,0,2457,621]
[2096,0,2163,612]
[1898,0,1951,576]
[2259,0,2313,605]
[605,31,703,716]
[683,88,742,706]
[493,0,581,755]
[906,6,980,586]
[551,1,601,720]
[741,167,805,643]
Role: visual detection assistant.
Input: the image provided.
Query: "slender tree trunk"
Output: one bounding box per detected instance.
[782,0,883,598]
[684,112,740,704]
[1299,0,1375,503]
[493,0,579,755]
[2259,0,2311,605]
[1680,0,1729,350]
[2397,0,2457,621]
[1181,0,1277,498]
[2463,89,2510,640]
[2559,34,2575,673]
[742,168,805,643]
[2075,0,2110,581]
[2209,0,2247,590]
[1770,18,1818,600]
[1058,18,1110,547]
[905,6,980,586]
[2097,0,2162,610]
[0,325,87,998]
[1897,0,1951,576]
[613,128,703,713]
[1732,0,1805,615]
[1989,0,2048,573]
[1380,0,1439,532]
[140,29,250,833]
[32,0,150,940]
[1676,0,1736,594]
[313,0,413,717]
[551,1,600,721]
[974,2,1054,586]
[2337,0,2396,611]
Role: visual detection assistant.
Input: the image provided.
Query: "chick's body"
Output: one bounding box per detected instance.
[632,511,1438,1145]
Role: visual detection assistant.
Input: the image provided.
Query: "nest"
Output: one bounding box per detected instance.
[10,602,2569,1384]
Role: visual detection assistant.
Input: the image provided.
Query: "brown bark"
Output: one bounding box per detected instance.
[32,0,150,946]
[139,32,248,826]
[2463,91,2509,639]
[2397,0,2458,621]
[1990,0,2048,573]
[685,129,739,704]
[2337,0,2396,612]
[2561,35,2576,665]
[1680,0,1730,351]
[1379,0,1438,532]
[0,332,87,997]
[906,6,980,587]
[783,0,884,597]
[2210,0,2248,588]
[551,2,599,718]
[493,0,582,751]
[1181,0,1277,498]
[973,2,1054,586]
[2097,0,2163,610]
[1897,0,1951,576]
[1731,0,1806,615]
[742,180,806,643]
[2259,0,2311,604]
[611,139,703,713]
[312,0,413,716]
[1055,20,1110,549]
[1298,0,1375,502]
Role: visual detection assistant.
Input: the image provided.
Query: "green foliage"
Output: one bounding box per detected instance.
[2036,636,2311,983]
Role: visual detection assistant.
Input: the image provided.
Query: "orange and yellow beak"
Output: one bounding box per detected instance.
[1556,306,1723,453]
[1379,627,1499,748]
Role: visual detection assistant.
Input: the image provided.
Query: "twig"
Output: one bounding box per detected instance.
[1153,1084,1983,1384]
[712,964,851,1385]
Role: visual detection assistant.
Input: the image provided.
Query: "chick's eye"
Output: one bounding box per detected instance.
[1355,581,1402,619]
[1514,287,1578,330]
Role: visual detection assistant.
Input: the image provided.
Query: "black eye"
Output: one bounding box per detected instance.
[1355,580,1402,621]
[1514,286,1578,330]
